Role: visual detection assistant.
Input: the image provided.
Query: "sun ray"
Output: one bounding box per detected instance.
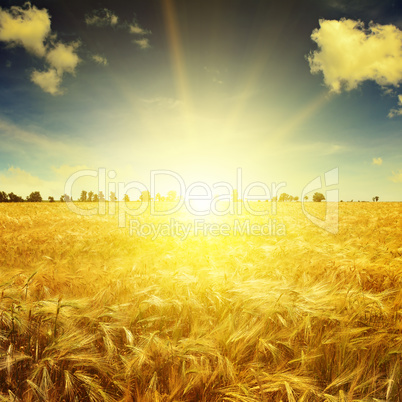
[161,0,194,137]
[268,91,331,146]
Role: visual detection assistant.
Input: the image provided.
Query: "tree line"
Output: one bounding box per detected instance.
[0,191,48,202]
[73,190,178,202]
[0,189,381,203]
[273,192,324,202]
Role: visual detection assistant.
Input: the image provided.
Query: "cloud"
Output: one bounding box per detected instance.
[129,24,148,35]
[46,42,80,75]
[308,19,402,93]
[31,68,63,95]
[388,94,402,118]
[86,9,151,49]
[0,3,81,95]
[31,42,81,95]
[0,3,51,57]
[390,169,402,183]
[133,38,150,49]
[0,118,84,157]
[85,9,118,27]
[92,54,108,65]
[130,22,151,49]
[0,165,109,199]
[372,157,383,166]
[0,167,60,198]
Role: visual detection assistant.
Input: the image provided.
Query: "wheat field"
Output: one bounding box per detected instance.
[0,201,401,401]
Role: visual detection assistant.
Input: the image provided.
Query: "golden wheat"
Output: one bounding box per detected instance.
[0,202,401,401]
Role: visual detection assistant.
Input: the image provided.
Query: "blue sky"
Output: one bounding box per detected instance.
[0,0,402,201]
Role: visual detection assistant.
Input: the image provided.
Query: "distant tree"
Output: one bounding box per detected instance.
[140,191,151,202]
[167,190,177,202]
[279,193,290,202]
[294,196,299,202]
[60,194,71,202]
[48,196,55,203]
[123,194,130,202]
[79,191,87,202]
[87,191,94,202]
[313,192,325,202]
[160,196,166,202]
[289,195,294,202]
[99,191,105,201]
[374,196,379,202]
[26,191,42,202]
[271,196,277,202]
[0,191,9,202]
[8,192,23,202]
[304,195,308,201]
[93,193,99,202]
[155,193,161,202]
[110,192,117,202]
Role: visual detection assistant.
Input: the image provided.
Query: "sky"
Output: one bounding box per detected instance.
[0,0,402,201]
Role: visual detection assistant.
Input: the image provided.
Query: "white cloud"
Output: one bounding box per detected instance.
[133,38,150,49]
[372,157,383,166]
[0,165,127,200]
[129,22,151,49]
[37,42,80,94]
[129,24,147,35]
[32,41,81,95]
[388,94,402,118]
[92,54,108,65]
[31,68,63,95]
[0,4,81,95]
[85,9,118,27]
[86,10,151,49]
[0,167,60,198]
[0,118,84,157]
[390,170,402,183]
[0,3,51,57]
[46,42,80,75]
[308,19,402,93]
